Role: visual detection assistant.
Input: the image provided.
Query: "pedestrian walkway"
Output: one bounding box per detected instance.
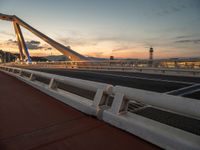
[0,71,160,150]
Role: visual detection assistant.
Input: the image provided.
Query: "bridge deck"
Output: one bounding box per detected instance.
[0,72,160,150]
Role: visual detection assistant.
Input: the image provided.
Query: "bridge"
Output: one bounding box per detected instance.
[0,14,200,150]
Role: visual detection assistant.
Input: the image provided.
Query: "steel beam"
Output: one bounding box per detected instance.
[13,22,31,62]
[0,13,14,21]
[0,13,87,61]
[14,16,86,61]
[13,22,25,61]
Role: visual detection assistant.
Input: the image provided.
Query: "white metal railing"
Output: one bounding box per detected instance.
[102,86,200,150]
[0,66,200,150]
[111,86,200,118]
[0,66,113,116]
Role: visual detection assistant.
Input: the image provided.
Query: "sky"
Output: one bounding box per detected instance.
[0,0,200,59]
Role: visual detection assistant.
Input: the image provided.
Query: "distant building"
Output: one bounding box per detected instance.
[0,50,17,63]
[45,55,69,61]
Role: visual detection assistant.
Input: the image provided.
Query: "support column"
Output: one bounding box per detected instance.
[13,22,25,61]
[13,22,31,62]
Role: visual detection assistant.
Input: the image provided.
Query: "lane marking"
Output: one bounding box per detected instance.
[166,84,200,96]
[69,70,195,85]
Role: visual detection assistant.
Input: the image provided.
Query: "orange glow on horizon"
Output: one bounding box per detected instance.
[1,39,200,59]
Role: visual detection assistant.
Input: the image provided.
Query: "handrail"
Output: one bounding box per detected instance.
[112,85,200,119]
[1,65,200,118]
[0,66,113,116]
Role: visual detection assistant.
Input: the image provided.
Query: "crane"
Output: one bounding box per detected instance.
[0,13,87,62]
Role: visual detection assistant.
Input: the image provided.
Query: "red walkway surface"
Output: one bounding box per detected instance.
[0,72,160,150]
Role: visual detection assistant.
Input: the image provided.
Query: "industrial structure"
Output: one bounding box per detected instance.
[0,13,87,62]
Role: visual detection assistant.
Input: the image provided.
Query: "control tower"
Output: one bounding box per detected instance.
[149,47,154,60]
[148,47,154,67]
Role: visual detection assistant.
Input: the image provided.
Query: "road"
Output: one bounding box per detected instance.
[31,68,198,93]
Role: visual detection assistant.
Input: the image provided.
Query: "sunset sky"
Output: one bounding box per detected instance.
[0,0,200,59]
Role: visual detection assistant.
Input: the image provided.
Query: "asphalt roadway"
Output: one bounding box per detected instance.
[31,68,199,93]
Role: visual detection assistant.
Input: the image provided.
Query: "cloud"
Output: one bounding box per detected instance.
[95,34,135,43]
[25,40,43,50]
[112,46,135,52]
[5,39,17,44]
[96,36,122,42]
[1,39,52,50]
[58,37,97,47]
[86,52,104,57]
[175,39,200,44]
[155,2,188,16]
[0,31,15,37]
[156,0,200,17]
[175,36,191,39]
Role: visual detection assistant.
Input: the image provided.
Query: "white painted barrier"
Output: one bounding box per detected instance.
[112,86,200,119]
[103,110,200,150]
[1,66,200,150]
[102,86,200,150]
[0,66,113,116]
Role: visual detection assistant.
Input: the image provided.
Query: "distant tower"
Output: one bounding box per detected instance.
[110,56,114,60]
[149,47,154,67]
[149,47,154,61]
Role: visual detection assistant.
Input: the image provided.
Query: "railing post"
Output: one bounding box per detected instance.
[19,70,23,76]
[29,73,36,81]
[49,78,58,89]
[110,92,129,114]
[93,89,107,107]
